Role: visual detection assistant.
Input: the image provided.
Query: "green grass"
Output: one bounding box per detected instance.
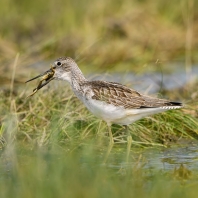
[1,81,197,149]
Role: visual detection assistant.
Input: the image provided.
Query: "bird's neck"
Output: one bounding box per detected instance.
[71,63,87,92]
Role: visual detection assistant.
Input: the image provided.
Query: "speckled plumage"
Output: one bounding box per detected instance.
[82,80,181,109]
[45,57,182,125]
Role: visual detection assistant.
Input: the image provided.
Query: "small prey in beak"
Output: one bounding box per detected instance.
[26,66,55,98]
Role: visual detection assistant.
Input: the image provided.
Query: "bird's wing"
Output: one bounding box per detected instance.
[87,81,182,109]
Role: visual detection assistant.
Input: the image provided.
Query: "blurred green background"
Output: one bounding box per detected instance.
[0,0,198,77]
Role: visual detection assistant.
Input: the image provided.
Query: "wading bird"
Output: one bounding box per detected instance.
[26,57,183,160]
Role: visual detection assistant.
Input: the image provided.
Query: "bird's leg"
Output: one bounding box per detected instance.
[107,123,114,145]
[124,125,132,162]
[103,123,114,163]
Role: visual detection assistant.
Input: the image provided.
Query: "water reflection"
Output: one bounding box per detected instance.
[108,141,198,172]
[90,66,198,93]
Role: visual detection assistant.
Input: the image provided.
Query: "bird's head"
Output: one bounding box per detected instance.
[26,57,75,97]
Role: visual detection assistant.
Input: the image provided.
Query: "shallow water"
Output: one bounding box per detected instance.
[89,65,198,93]
[140,143,198,171]
[106,140,198,173]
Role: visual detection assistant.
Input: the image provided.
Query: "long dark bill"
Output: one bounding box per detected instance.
[26,68,55,98]
[25,70,51,83]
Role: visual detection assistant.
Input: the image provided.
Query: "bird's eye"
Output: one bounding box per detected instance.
[57,61,62,66]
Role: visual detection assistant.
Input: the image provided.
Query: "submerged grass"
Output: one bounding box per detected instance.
[0,111,198,198]
[0,143,198,198]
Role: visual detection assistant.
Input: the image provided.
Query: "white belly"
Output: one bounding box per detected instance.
[83,98,126,124]
[82,98,171,125]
